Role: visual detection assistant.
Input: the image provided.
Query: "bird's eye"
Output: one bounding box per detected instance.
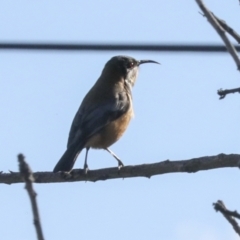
[127,62,134,69]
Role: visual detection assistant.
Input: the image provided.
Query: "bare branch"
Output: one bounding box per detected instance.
[217,87,240,99]
[211,13,240,44]
[196,0,240,70]
[213,200,240,236]
[214,201,240,220]
[18,154,45,240]
[0,153,238,185]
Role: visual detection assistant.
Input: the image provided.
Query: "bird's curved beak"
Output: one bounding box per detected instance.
[138,60,160,66]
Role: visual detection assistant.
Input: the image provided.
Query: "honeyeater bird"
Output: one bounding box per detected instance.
[53,55,159,173]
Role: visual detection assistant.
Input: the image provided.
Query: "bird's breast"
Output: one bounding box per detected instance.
[85,101,133,149]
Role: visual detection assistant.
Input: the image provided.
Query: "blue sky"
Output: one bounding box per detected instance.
[1,1,240,239]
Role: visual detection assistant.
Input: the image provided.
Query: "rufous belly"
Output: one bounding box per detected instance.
[85,106,133,149]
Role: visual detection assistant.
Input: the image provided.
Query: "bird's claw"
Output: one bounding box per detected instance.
[118,160,124,170]
[84,163,89,175]
[60,171,73,179]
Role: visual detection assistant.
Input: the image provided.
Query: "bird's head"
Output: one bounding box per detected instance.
[104,55,159,87]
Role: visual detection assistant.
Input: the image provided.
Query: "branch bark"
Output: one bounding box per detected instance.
[217,87,240,99]
[210,12,240,44]
[213,200,240,236]
[1,153,239,184]
[18,154,45,240]
[196,0,240,70]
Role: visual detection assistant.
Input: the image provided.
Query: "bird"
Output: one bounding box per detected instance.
[53,55,159,173]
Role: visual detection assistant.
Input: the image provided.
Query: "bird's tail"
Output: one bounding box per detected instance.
[53,144,83,173]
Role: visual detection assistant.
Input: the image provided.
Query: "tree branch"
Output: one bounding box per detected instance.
[1,153,239,185]
[18,154,45,240]
[213,200,240,236]
[217,87,240,99]
[210,12,240,44]
[196,0,240,70]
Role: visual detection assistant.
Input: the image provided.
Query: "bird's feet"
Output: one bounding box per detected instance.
[59,171,73,179]
[83,163,89,175]
[117,160,124,170]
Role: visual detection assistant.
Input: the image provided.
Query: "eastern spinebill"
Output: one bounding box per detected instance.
[53,55,159,173]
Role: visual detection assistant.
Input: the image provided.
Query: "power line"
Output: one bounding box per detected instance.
[0,42,240,53]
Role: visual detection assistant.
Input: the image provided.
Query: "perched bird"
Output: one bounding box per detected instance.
[53,55,159,173]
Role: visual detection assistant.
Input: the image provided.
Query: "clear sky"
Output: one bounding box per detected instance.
[1,1,240,239]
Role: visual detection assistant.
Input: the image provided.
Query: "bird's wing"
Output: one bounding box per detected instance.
[67,92,131,148]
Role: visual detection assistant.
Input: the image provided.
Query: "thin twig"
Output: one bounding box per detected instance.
[211,12,240,44]
[1,153,239,184]
[217,87,240,99]
[18,154,45,240]
[214,201,240,220]
[213,200,240,236]
[196,0,240,70]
